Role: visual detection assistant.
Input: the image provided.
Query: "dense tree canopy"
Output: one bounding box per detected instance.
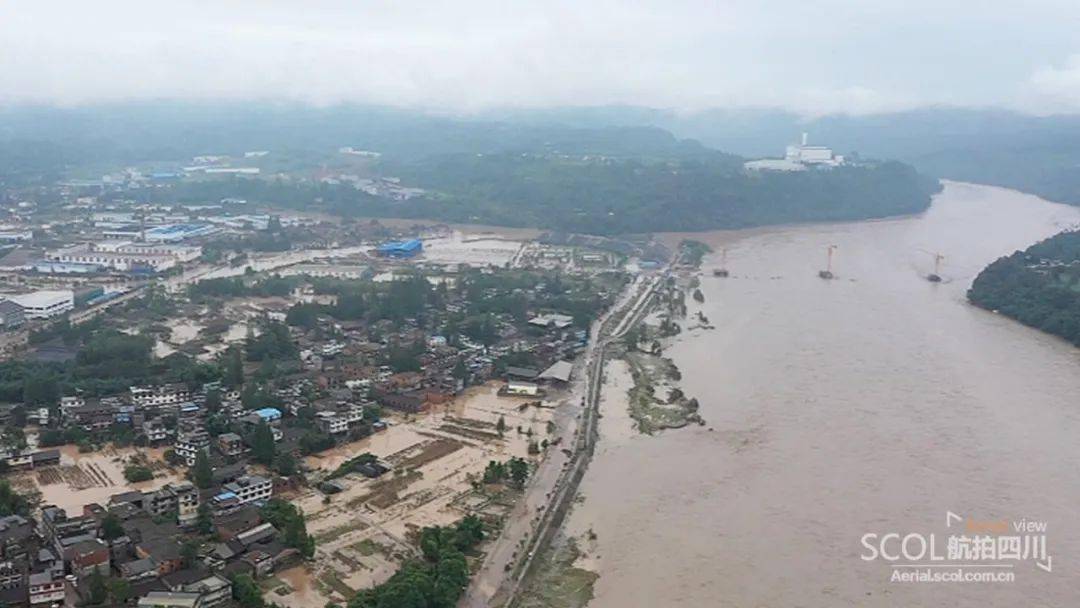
[968,230,1080,346]
[348,516,485,608]
[382,154,940,234]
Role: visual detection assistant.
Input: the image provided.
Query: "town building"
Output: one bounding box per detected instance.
[4,291,73,319]
[174,429,210,466]
[216,433,246,458]
[0,301,24,330]
[137,591,202,608]
[130,384,193,411]
[375,239,423,258]
[27,572,64,608]
[176,575,231,608]
[213,475,272,511]
[68,539,110,577]
[142,419,168,444]
[314,412,347,435]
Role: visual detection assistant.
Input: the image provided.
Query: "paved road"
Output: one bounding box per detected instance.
[461,271,666,608]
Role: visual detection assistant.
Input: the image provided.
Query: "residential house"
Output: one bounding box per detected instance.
[314,412,347,435]
[137,591,202,608]
[27,572,63,608]
[117,557,158,583]
[174,429,210,466]
[219,476,271,507]
[178,575,230,608]
[215,433,245,458]
[130,384,193,413]
[142,419,168,444]
[68,539,109,577]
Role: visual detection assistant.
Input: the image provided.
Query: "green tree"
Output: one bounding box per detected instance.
[250,421,276,466]
[275,451,297,477]
[23,372,59,406]
[454,515,484,551]
[192,450,213,489]
[260,499,315,558]
[123,465,153,483]
[108,578,131,604]
[230,574,264,608]
[180,539,199,568]
[349,517,485,608]
[101,513,124,540]
[481,460,506,484]
[163,449,184,466]
[508,457,529,489]
[87,568,108,605]
[224,347,244,388]
[204,388,222,414]
[451,359,469,384]
[195,502,214,535]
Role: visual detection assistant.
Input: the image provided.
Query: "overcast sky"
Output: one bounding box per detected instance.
[2,0,1080,115]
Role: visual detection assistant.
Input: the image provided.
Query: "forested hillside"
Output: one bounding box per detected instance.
[386,154,940,233]
[2,103,941,235]
[487,106,1080,207]
[968,231,1080,346]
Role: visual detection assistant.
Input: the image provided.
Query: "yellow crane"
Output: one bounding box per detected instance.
[713,248,729,277]
[918,249,945,282]
[818,245,837,279]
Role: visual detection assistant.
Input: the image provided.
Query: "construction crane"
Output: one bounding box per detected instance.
[818,245,837,279]
[927,252,944,282]
[918,249,945,282]
[713,248,729,277]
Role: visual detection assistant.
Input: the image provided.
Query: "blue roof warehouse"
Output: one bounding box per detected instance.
[376,238,423,258]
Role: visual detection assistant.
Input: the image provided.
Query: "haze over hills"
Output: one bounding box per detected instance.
[486,105,1080,205]
[0,103,947,234]
[4,103,1080,209]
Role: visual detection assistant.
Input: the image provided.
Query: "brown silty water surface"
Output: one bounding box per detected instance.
[567,182,1080,607]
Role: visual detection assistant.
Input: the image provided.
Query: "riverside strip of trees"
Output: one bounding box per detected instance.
[968,230,1080,346]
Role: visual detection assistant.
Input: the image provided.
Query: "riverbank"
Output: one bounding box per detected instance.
[967,229,1080,348]
[545,181,1080,607]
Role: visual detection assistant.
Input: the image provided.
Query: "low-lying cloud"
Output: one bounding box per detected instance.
[1,0,1078,115]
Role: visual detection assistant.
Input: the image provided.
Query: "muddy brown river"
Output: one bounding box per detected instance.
[571,182,1080,607]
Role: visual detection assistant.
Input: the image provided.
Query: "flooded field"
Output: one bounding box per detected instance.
[421,233,524,266]
[13,444,184,512]
[278,383,562,608]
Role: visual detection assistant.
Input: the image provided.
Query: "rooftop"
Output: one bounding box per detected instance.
[7,290,73,307]
[253,407,282,420]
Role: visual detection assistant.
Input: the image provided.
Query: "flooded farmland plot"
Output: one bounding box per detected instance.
[14,444,184,512]
[420,233,524,267]
[279,383,565,608]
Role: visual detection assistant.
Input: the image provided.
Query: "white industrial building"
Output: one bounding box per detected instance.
[47,241,201,273]
[744,133,846,172]
[6,290,74,319]
[98,241,202,262]
[784,133,844,165]
[0,229,33,243]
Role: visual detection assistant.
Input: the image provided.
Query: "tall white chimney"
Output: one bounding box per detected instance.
[801,132,809,147]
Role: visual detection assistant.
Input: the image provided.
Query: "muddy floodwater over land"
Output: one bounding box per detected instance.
[571,183,1080,607]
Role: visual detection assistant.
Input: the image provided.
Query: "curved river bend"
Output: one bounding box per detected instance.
[570,182,1080,607]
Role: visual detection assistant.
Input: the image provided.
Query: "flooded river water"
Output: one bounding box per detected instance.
[573,182,1080,607]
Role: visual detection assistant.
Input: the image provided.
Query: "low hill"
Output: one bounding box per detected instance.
[968,231,1080,346]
